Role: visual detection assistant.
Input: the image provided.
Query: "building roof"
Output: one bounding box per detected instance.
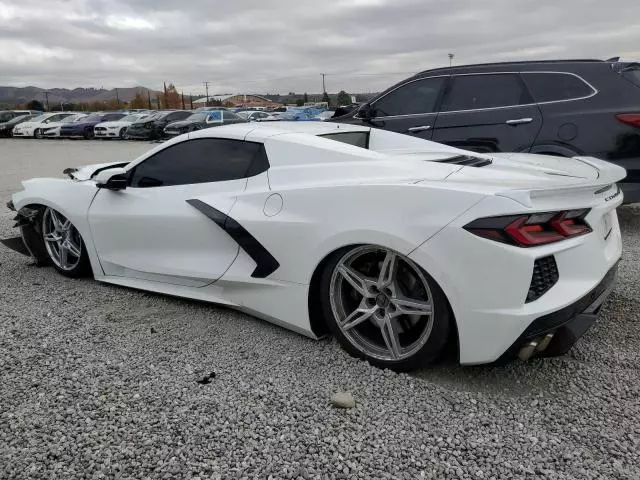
[193,94,276,104]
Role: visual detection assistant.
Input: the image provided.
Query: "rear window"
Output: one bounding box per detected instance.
[619,64,640,87]
[522,72,595,102]
[320,132,369,149]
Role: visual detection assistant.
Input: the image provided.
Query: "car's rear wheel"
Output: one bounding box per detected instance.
[320,245,450,371]
[41,207,90,277]
[119,127,127,139]
[83,128,94,140]
[34,129,43,139]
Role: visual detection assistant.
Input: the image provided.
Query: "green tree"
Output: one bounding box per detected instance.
[295,98,304,106]
[303,92,308,103]
[337,90,351,106]
[322,91,331,107]
[27,99,44,111]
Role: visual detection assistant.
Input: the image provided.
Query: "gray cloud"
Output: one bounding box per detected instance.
[1,0,639,94]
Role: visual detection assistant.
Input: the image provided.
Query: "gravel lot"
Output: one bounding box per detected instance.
[1,138,639,479]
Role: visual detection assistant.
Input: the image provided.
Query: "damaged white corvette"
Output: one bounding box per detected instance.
[3,122,626,369]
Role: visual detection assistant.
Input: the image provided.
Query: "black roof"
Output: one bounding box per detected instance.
[413,59,607,78]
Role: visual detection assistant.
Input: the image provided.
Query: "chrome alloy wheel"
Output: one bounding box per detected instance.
[42,208,83,271]
[329,246,435,362]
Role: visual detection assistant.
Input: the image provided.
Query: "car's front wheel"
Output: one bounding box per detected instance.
[34,129,43,139]
[320,245,450,371]
[41,207,91,277]
[83,128,94,140]
[119,127,127,139]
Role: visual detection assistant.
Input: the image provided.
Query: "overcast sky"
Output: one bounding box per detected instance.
[1,0,639,94]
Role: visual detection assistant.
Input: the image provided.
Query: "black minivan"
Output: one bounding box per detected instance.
[334,59,640,203]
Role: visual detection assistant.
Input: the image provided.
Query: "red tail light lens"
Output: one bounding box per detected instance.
[616,113,640,128]
[465,210,592,247]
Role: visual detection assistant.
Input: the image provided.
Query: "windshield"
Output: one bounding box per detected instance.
[67,115,86,123]
[8,114,34,124]
[29,114,48,122]
[185,113,207,122]
[83,114,104,122]
[120,114,144,122]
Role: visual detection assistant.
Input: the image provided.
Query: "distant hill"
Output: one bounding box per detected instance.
[0,86,159,106]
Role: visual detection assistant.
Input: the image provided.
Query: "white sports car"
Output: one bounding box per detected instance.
[3,122,625,369]
[94,113,150,139]
[12,112,76,138]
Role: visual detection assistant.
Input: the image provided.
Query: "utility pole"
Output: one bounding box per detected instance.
[156,96,161,110]
[203,81,210,105]
[448,53,454,68]
[147,90,152,109]
[189,94,193,110]
[320,73,326,93]
[43,91,50,111]
[115,88,120,106]
[181,92,185,110]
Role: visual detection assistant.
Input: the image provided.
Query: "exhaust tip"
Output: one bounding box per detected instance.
[518,340,538,361]
[518,333,555,361]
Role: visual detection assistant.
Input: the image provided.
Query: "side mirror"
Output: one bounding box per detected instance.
[94,167,128,190]
[358,103,376,121]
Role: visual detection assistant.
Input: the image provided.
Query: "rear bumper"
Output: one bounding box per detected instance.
[499,263,617,361]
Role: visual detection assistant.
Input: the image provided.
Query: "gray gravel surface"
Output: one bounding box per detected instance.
[1,139,639,479]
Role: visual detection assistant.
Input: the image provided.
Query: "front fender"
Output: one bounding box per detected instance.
[12,178,102,275]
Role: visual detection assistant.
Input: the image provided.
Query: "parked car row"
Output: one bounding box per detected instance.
[0,105,338,141]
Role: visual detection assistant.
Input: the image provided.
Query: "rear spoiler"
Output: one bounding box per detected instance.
[496,157,626,207]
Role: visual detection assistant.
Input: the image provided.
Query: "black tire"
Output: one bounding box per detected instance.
[83,128,95,140]
[319,246,451,371]
[119,127,127,139]
[39,207,92,278]
[34,129,43,139]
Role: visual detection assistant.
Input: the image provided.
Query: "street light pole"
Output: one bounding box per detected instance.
[448,53,454,68]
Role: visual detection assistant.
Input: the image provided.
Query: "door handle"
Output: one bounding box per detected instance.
[506,118,533,125]
[407,125,431,133]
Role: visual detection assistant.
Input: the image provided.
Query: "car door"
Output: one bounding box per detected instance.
[353,76,447,140]
[431,73,543,153]
[88,137,267,287]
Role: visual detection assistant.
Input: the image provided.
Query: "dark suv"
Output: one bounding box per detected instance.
[334,59,640,202]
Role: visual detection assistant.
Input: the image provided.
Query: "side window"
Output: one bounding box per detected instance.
[129,138,269,188]
[441,74,531,112]
[522,72,595,102]
[372,77,446,117]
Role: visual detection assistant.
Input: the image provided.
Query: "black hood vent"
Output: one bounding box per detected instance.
[435,155,492,167]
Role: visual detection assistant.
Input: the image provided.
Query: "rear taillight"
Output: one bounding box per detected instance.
[616,113,640,128]
[465,210,591,247]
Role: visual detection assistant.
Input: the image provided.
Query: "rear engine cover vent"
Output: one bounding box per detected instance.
[435,155,492,167]
[526,256,559,303]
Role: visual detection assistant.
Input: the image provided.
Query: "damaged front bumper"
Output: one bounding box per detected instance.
[1,204,49,264]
